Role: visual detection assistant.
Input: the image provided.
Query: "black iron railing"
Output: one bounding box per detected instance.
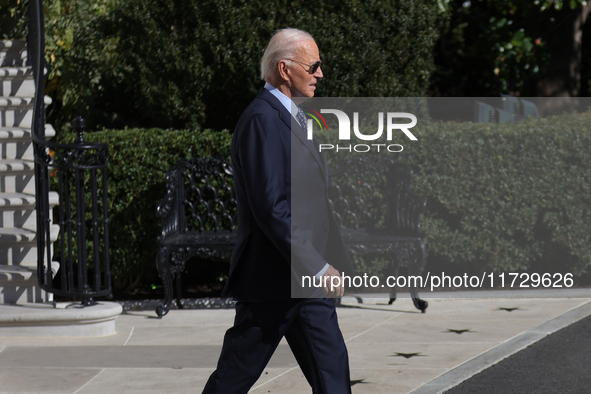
[28,0,112,303]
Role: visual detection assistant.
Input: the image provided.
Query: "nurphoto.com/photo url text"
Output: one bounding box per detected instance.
[302,272,574,292]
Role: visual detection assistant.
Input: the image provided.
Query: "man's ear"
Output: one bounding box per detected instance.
[277,60,290,82]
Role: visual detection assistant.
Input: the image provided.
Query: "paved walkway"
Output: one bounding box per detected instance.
[1,289,590,394]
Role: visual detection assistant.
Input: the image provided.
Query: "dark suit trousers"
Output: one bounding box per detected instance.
[202,298,351,394]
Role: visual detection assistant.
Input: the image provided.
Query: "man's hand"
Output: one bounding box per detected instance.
[322,265,344,298]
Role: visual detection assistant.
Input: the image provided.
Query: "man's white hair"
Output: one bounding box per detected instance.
[260,28,315,81]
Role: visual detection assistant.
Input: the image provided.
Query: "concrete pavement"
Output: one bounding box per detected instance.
[1,289,590,393]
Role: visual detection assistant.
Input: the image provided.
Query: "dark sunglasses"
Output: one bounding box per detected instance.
[286,59,322,74]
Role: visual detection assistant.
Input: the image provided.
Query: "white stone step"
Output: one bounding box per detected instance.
[0,192,59,229]
[0,171,35,194]
[0,95,52,127]
[0,97,34,128]
[0,158,35,193]
[0,225,60,267]
[0,302,122,337]
[0,133,33,160]
[0,124,55,140]
[0,225,59,243]
[0,125,55,160]
[0,193,37,229]
[0,40,27,67]
[0,158,34,173]
[0,67,34,97]
[0,243,46,268]
[0,264,33,281]
[0,220,60,304]
[0,206,37,229]
[0,41,59,305]
[0,192,59,267]
[0,271,49,304]
[0,265,57,304]
[0,192,56,208]
[0,126,31,140]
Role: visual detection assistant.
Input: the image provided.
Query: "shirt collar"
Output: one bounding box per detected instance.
[264,82,299,119]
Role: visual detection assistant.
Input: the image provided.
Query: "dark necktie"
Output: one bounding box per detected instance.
[296,106,308,132]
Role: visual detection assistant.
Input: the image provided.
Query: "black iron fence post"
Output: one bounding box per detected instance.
[34,117,112,303]
[28,0,112,303]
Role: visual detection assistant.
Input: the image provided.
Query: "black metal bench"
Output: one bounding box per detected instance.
[155,156,428,317]
[155,157,237,317]
[327,156,428,312]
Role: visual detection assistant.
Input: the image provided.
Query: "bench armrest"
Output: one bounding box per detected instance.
[386,163,426,236]
[157,163,183,240]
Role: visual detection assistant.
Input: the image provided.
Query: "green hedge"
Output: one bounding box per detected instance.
[406,112,591,278]
[57,128,232,282]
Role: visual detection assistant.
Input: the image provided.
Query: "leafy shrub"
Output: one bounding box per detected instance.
[44,0,442,131]
[0,0,28,39]
[405,111,591,278]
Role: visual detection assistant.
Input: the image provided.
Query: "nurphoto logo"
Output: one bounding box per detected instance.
[304,108,418,153]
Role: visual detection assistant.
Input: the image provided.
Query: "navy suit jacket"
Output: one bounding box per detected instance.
[223,88,353,301]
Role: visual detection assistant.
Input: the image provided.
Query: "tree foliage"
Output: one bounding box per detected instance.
[432,0,590,97]
[0,0,28,39]
[43,0,442,131]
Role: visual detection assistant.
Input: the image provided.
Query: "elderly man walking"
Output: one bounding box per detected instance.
[202,28,354,394]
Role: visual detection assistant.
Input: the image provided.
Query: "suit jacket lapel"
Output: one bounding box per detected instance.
[292,125,329,185]
[256,88,292,129]
[257,89,328,183]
